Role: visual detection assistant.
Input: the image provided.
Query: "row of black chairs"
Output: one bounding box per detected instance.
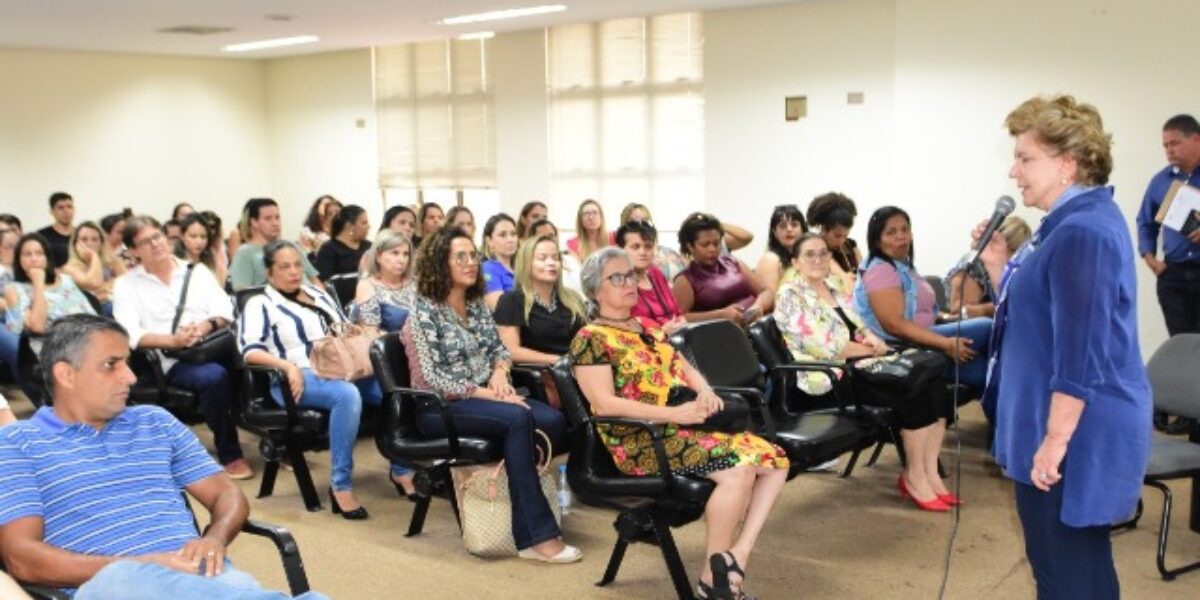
[369,316,912,600]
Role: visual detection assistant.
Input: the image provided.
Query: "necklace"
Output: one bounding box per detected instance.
[533,291,558,313]
[594,313,642,333]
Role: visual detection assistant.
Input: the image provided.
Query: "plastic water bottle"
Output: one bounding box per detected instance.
[556,464,572,515]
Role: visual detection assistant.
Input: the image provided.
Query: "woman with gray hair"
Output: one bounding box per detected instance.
[353,229,416,333]
[570,246,789,600]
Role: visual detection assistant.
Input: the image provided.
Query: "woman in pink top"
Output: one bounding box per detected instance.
[566,199,611,262]
[615,219,685,334]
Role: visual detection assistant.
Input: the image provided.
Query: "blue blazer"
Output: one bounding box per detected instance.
[992,186,1151,527]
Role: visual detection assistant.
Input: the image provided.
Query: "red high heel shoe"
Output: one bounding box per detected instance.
[936,492,963,506]
[898,476,951,512]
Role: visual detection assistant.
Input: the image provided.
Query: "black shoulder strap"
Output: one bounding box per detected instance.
[170,263,198,334]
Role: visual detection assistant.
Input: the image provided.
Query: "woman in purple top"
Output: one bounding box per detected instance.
[672,212,771,327]
[851,207,992,395]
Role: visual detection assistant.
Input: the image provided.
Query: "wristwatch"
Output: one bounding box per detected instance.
[960,306,969,320]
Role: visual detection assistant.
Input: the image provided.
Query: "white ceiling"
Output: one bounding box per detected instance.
[0,0,795,59]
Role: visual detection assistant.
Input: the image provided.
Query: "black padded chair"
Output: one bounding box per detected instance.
[670,319,873,479]
[370,332,504,537]
[5,516,311,599]
[550,357,714,600]
[924,275,947,313]
[233,287,330,512]
[126,349,204,424]
[15,333,48,408]
[746,315,906,468]
[1114,334,1200,581]
[324,273,359,313]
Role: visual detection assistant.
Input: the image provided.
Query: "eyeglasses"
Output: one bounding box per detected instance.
[134,232,166,249]
[452,250,481,266]
[603,269,639,287]
[800,249,831,261]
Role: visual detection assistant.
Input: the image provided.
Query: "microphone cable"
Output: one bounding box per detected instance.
[937,268,971,599]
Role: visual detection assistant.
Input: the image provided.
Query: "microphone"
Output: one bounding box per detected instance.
[963,195,1016,265]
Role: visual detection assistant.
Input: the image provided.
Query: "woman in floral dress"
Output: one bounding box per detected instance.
[571,246,788,600]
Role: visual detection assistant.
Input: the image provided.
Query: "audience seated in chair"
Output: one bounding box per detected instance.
[352,229,416,334]
[0,314,325,599]
[615,220,686,334]
[673,213,772,328]
[4,234,97,349]
[852,206,991,395]
[412,203,444,251]
[229,199,321,292]
[481,213,519,310]
[753,204,807,308]
[775,233,957,511]
[298,195,340,255]
[175,213,229,290]
[617,203,687,282]
[314,204,371,291]
[943,215,1031,319]
[807,192,863,287]
[567,199,612,262]
[402,226,579,563]
[494,235,588,366]
[515,201,548,242]
[112,215,250,480]
[239,240,405,519]
[379,205,417,240]
[61,222,124,316]
[570,247,789,600]
[34,193,74,270]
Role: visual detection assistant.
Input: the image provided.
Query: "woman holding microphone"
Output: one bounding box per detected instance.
[984,95,1150,599]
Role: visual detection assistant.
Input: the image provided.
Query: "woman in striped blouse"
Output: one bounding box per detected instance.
[239,240,405,520]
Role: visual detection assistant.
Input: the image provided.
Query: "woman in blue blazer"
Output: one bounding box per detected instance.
[982,95,1151,600]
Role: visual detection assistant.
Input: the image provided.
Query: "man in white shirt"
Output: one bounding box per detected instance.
[112,216,251,479]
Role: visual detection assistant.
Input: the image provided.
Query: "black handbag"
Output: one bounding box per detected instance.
[665,387,752,433]
[847,348,948,392]
[161,263,237,364]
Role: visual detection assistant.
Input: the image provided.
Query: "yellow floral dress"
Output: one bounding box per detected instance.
[569,324,789,477]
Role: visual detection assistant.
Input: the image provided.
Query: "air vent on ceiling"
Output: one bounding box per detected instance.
[158,25,235,36]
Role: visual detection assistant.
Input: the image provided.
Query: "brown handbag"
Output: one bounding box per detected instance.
[309,322,382,381]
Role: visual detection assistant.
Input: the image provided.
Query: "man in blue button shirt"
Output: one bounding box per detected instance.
[1136,114,1200,336]
[0,314,322,599]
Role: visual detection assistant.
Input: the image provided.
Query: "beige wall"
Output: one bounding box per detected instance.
[0,47,270,233]
[3,0,1195,354]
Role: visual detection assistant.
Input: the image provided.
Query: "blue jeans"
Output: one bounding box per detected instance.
[74,559,326,600]
[929,317,992,391]
[1015,481,1119,599]
[416,397,566,550]
[271,369,408,491]
[166,361,244,465]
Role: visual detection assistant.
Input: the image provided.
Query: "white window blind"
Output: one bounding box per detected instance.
[547,13,704,231]
[374,38,496,190]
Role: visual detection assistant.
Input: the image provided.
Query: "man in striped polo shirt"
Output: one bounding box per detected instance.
[0,314,323,599]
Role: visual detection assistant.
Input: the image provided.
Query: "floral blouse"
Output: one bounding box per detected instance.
[773,270,866,395]
[4,274,96,334]
[354,278,415,329]
[404,294,510,399]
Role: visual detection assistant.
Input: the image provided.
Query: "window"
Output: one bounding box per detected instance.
[546,13,704,232]
[374,38,496,191]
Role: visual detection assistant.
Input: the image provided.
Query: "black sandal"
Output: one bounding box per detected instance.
[720,552,756,600]
[696,579,714,599]
[707,553,735,600]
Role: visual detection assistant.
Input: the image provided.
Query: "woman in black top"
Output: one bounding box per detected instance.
[315,204,372,305]
[494,235,588,364]
[807,192,861,286]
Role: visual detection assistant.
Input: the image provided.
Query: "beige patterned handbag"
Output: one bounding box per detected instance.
[451,430,561,557]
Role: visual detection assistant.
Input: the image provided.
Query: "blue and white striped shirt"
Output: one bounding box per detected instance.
[0,405,221,559]
[238,284,345,370]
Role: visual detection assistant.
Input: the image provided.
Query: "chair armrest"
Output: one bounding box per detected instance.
[131,348,169,396]
[766,362,859,414]
[511,363,550,402]
[590,416,676,492]
[708,386,776,439]
[241,519,310,596]
[244,364,304,425]
[397,387,464,457]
